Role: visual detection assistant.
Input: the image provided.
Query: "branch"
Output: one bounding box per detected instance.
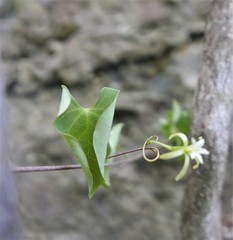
[12,147,156,173]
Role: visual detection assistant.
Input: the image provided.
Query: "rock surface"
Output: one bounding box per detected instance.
[1,0,232,239]
[1,0,207,95]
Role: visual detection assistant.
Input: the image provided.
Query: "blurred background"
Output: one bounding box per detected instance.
[0,0,232,239]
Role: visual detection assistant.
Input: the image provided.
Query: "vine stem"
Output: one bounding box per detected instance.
[12,147,156,173]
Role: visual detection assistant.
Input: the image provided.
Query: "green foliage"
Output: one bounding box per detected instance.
[54,86,121,198]
[160,100,191,140]
[53,88,195,197]
[105,123,124,186]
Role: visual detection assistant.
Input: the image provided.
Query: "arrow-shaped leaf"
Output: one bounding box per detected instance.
[54,85,119,198]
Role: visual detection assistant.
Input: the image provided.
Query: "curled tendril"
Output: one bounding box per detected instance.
[143,136,160,162]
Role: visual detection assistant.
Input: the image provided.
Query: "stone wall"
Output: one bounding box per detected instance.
[1,0,208,94]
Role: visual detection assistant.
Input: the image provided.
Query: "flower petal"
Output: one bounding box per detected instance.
[195,138,205,148]
[195,153,204,164]
[199,148,209,155]
[189,152,196,160]
[191,137,196,144]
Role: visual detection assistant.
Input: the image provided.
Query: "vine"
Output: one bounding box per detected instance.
[13,147,157,173]
[12,86,209,198]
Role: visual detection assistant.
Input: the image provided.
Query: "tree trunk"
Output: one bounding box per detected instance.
[181,0,233,239]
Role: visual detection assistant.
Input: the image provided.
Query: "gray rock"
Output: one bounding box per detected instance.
[1,0,208,93]
[168,43,203,90]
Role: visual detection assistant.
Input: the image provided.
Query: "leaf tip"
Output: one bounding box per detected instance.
[57,85,72,116]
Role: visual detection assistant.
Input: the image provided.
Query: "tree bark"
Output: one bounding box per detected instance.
[181,0,233,240]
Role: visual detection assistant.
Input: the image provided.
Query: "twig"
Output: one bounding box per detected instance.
[12,147,156,173]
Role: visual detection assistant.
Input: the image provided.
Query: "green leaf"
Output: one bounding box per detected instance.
[177,111,191,138]
[54,85,119,198]
[172,100,182,122]
[108,123,124,157]
[104,123,124,186]
[160,100,191,141]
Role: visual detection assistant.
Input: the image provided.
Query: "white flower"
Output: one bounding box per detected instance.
[187,137,209,169]
[143,133,210,181]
